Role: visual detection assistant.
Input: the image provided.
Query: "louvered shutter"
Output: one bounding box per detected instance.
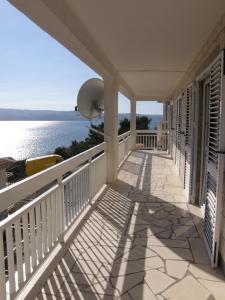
[184,85,193,198]
[203,52,225,267]
[175,98,182,171]
[180,92,187,181]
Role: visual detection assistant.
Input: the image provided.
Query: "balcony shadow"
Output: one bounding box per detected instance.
[37,150,225,300]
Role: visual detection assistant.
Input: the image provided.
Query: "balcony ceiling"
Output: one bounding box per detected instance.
[10,0,225,100]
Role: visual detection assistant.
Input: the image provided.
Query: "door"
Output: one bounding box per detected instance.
[184,85,193,198]
[175,97,182,172]
[203,52,225,267]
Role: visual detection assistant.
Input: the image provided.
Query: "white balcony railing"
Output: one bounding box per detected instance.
[0,133,133,299]
[0,142,108,299]
[118,131,132,165]
[136,130,168,151]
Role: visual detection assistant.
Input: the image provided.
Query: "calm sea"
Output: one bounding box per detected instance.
[0,121,90,160]
[0,117,162,160]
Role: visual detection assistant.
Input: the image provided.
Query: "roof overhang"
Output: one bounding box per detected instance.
[9,0,225,100]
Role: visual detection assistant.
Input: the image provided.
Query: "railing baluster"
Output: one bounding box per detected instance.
[6,226,16,294]
[68,184,71,224]
[82,169,86,209]
[0,231,6,299]
[75,175,78,217]
[41,200,47,255]
[65,184,69,226]
[57,177,65,237]
[22,213,31,278]
[55,189,60,238]
[36,204,42,262]
[72,177,75,219]
[87,166,90,202]
[64,184,68,227]
[81,170,83,209]
[85,168,88,203]
[61,183,65,234]
[52,194,56,243]
[15,218,23,285]
[78,174,81,213]
[82,170,84,208]
[81,171,83,209]
[70,182,73,221]
[29,208,37,270]
[47,197,52,249]
[69,182,72,223]
[80,171,83,209]
[89,159,92,201]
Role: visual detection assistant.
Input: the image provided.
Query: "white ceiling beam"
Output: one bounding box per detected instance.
[118,74,136,100]
[136,96,168,102]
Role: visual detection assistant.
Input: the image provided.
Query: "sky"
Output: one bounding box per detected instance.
[0,0,162,114]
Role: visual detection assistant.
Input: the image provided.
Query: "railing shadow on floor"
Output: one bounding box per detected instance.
[37,150,224,300]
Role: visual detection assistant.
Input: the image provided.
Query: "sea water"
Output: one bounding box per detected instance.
[0,116,162,160]
[0,121,90,160]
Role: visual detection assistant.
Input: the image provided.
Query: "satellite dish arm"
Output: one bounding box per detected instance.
[86,125,104,137]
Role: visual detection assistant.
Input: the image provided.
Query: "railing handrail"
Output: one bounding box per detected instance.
[136,129,168,134]
[0,184,59,230]
[118,131,131,142]
[0,142,106,213]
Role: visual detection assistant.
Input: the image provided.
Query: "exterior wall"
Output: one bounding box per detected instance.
[171,13,225,99]
[171,13,225,271]
[220,180,225,273]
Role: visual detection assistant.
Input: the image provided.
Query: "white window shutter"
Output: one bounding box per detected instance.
[184,85,193,198]
[203,51,225,267]
[175,97,182,172]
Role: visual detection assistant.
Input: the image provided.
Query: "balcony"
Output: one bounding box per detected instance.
[0,131,224,299]
[2,1,225,298]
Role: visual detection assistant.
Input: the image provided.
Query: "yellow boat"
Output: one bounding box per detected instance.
[26,154,63,176]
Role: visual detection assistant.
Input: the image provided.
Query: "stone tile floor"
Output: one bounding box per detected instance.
[36,151,225,299]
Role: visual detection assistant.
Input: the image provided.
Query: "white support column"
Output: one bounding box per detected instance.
[0,169,7,189]
[104,75,118,183]
[167,101,172,155]
[130,99,136,150]
[163,102,167,124]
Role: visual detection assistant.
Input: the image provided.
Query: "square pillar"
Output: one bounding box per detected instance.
[167,102,172,155]
[0,169,7,189]
[163,102,168,123]
[130,99,136,150]
[104,75,118,183]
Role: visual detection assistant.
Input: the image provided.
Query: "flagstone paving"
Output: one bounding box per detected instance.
[36,150,225,300]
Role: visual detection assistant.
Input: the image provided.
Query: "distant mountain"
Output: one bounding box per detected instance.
[0,108,162,125]
[0,108,84,121]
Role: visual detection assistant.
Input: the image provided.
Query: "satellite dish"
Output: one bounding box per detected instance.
[76,78,104,120]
